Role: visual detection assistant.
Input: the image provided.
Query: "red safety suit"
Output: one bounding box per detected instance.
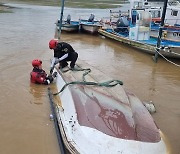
[30,67,53,85]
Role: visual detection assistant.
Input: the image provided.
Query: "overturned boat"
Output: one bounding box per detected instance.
[49,60,169,154]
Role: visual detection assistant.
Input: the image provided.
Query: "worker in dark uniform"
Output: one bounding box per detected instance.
[30,59,57,85]
[49,39,78,74]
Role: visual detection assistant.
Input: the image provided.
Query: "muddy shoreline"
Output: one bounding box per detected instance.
[0,0,123,9]
[0,3,14,13]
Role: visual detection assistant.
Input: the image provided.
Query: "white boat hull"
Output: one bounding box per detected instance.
[52,60,168,154]
[61,26,79,32]
[80,24,102,34]
[56,20,79,32]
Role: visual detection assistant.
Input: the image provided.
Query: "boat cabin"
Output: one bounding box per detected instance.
[130,0,161,23]
[129,9,151,40]
[165,0,180,26]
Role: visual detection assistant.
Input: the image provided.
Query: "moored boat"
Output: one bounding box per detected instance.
[103,0,180,43]
[98,28,180,59]
[50,59,169,154]
[56,15,80,33]
[80,14,102,34]
[98,8,180,59]
[149,0,180,42]
[163,0,180,27]
[61,21,79,32]
[80,21,102,34]
[150,24,180,42]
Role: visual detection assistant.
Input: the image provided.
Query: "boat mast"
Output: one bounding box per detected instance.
[153,0,168,62]
[58,0,65,41]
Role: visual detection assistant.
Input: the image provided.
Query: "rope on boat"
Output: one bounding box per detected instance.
[48,88,66,154]
[110,28,180,67]
[53,67,123,96]
[155,49,180,67]
[170,51,180,56]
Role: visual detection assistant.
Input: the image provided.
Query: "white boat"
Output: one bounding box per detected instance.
[150,0,180,42]
[55,15,80,33]
[131,0,180,42]
[99,7,180,59]
[80,14,102,34]
[105,0,180,43]
[80,21,102,34]
[129,0,180,26]
[163,0,180,26]
[50,60,169,154]
[150,25,180,42]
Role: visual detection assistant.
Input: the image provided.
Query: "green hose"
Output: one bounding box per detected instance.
[53,67,123,96]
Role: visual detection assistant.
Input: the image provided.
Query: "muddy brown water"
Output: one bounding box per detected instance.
[0,3,180,154]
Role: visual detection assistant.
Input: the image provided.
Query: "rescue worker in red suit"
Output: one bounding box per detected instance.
[49,39,78,74]
[30,59,57,85]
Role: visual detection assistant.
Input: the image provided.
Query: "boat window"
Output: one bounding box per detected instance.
[149,10,161,18]
[155,10,161,18]
[132,10,137,25]
[169,1,178,6]
[171,10,178,16]
[158,11,161,18]
[137,13,140,20]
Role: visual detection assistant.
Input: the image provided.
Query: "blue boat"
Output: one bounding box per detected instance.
[106,0,180,44]
[56,15,80,32]
[99,9,180,59]
[80,14,102,34]
[150,23,180,43]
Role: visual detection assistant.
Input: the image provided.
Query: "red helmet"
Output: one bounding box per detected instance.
[49,39,58,49]
[32,59,42,67]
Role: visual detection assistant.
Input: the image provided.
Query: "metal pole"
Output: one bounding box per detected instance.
[48,88,66,154]
[153,0,168,62]
[58,0,65,41]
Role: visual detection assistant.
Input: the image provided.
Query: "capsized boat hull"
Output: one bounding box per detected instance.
[98,29,180,59]
[53,60,168,154]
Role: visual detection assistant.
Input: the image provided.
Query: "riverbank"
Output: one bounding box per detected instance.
[0,3,13,13]
[0,0,127,8]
